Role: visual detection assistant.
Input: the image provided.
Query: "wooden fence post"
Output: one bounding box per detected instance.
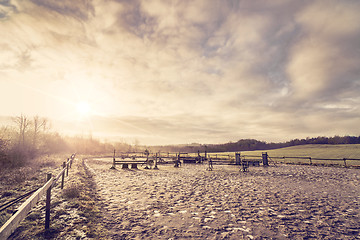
[343,158,347,167]
[61,162,66,189]
[262,152,269,166]
[154,153,159,169]
[66,160,69,177]
[45,173,52,230]
[309,157,312,165]
[235,153,241,165]
[110,149,116,169]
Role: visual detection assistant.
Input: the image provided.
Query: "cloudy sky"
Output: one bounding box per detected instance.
[1,0,359,145]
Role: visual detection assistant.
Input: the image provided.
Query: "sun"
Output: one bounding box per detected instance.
[76,101,91,116]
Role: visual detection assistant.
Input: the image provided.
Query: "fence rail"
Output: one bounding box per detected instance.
[0,154,76,240]
[0,189,39,213]
[242,154,360,166]
[109,150,360,166]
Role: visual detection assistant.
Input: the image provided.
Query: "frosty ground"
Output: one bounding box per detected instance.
[85,158,359,240]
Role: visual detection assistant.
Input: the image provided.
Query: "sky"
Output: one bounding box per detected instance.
[1,0,360,145]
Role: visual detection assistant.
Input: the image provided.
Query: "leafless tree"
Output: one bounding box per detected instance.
[133,139,139,152]
[32,116,48,149]
[12,114,30,146]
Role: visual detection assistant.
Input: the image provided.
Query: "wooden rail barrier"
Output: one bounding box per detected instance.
[242,154,360,167]
[109,150,360,169]
[112,160,147,169]
[0,154,76,239]
[110,151,202,167]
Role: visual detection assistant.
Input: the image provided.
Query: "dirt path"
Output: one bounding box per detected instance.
[85,158,360,239]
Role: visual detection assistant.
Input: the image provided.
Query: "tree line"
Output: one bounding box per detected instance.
[150,136,360,153]
[1,114,359,167]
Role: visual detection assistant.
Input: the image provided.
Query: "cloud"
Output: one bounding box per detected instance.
[0,0,17,19]
[1,0,360,144]
[288,0,360,102]
[297,0,360,37]
[29,0,94,20]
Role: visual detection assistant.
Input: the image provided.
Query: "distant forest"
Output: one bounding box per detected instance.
[1,115,359,168]
[150,136,360,153]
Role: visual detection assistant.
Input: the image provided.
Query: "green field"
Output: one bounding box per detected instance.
[208,144,360,166]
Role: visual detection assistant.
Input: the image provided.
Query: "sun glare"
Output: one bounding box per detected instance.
[76,101,91,116]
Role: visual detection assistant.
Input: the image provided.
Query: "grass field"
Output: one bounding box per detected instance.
[207,144,360,167]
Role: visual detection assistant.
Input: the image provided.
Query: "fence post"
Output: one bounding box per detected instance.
[343,158,347,167]
[309,157,312,165]
[262,152,269,166]
[154,153,159,169]
[45,173,52,230]
[66,160,69,177]
[235,153,241,165]
[61,162,66,189]
[175,153,180,167]
[110,150,116,169]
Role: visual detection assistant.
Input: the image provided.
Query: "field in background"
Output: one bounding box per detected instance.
[205,144,360,166]
[242,144,360,158]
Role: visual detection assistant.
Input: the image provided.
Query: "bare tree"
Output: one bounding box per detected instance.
[32,115,48,149]
[133,139,139,153]
[12,114,30,146]
[10,114,31,164]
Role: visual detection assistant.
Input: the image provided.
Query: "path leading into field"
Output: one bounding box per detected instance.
[85,158,360,239]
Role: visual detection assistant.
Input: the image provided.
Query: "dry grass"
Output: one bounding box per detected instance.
[62,183,81,199]
[0,155,69,227]
[245,144,360,159]
[0,155,66,189]
[4,156,109,240]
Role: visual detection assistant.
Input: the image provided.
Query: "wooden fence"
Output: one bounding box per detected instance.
[242,154,360,167]
[109,150,360,168]
[0,154,76,240]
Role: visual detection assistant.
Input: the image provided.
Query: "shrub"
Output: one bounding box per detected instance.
[63,184,81,199]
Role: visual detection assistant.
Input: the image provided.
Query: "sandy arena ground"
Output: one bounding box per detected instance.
[85,158,360,240]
